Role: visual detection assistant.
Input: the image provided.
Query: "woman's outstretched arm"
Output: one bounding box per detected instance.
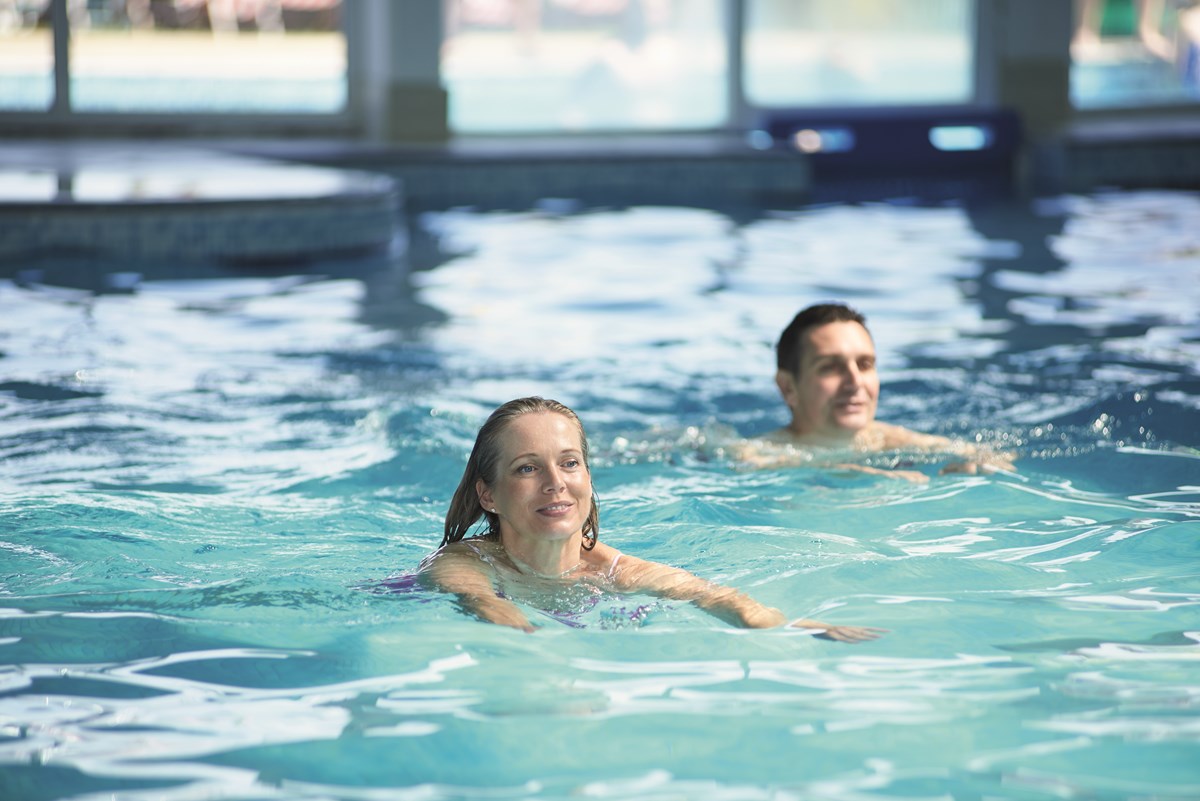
[606,548,884,642]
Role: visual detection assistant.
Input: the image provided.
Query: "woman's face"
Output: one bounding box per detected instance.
[477,412,592,543]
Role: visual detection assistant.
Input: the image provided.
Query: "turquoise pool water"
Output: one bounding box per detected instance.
[2,190,1198,800]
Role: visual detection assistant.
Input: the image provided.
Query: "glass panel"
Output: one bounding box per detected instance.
[0,0,53,111]
[443,0,727,133]
[743,0,972,107]
[69,0,346,113]
[1071,0,1200,108]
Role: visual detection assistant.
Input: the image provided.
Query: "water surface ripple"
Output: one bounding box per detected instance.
[1,191,1198,800]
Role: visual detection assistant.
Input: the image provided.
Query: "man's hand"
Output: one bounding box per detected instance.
[939,454,1017,475]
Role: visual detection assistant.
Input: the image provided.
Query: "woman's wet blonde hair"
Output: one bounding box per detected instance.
[442,397,599,549]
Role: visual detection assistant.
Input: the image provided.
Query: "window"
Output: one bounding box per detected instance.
[742,0,973,107]
[441,0,729,133]
[73,0,346,113]
[0,1,53,111]
[1070,0,1200,108]
[4,0,347,115]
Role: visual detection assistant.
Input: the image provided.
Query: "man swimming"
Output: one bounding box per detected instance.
[739,303,1015,479]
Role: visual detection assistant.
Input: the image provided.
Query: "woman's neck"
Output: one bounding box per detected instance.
[500,532,583,578]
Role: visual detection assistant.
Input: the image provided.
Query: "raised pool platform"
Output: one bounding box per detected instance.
[0,142,401,267]
[3,117,1198,277]
[220,133,815,211]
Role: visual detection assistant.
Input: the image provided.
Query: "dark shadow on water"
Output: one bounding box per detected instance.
[0,227,451,339]
[0,380,102,401]
[0,764,183,801]
[997,630,1197,653]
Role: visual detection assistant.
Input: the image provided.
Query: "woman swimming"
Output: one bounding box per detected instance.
[418,396,883,641]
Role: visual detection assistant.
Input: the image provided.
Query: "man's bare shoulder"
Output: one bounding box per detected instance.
[868,422,952,451]
[760,426,806,446]
[744,422,949,453]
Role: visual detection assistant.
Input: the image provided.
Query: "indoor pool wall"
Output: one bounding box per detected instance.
[1,175,1198,800]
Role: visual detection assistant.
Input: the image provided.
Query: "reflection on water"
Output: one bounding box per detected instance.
[1,191,1198,800]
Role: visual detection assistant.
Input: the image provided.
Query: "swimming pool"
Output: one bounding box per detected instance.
[2,189,1198,800]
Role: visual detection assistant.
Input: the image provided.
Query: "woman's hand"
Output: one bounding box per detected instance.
[789,619,887,643]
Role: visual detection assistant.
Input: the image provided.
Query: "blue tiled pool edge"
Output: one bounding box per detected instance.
[0,143,402,265]
[0,193,401,264]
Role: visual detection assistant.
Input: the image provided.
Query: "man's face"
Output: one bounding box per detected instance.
[777,320,879,440]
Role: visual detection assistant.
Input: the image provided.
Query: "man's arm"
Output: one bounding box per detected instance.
[874,423,1017,474]
[733,433,929,483]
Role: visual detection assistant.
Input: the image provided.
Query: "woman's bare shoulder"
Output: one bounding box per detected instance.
[419,538,501,569]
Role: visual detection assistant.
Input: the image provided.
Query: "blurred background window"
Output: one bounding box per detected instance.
[1070,0,1200,108]
[0,0,54,110]
[66,0,346,113]
[441,0,728,133]
[742,0,973,107]
[9,1,1200,131]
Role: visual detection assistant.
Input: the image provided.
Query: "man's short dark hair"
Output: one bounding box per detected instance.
[776,303,869,374]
